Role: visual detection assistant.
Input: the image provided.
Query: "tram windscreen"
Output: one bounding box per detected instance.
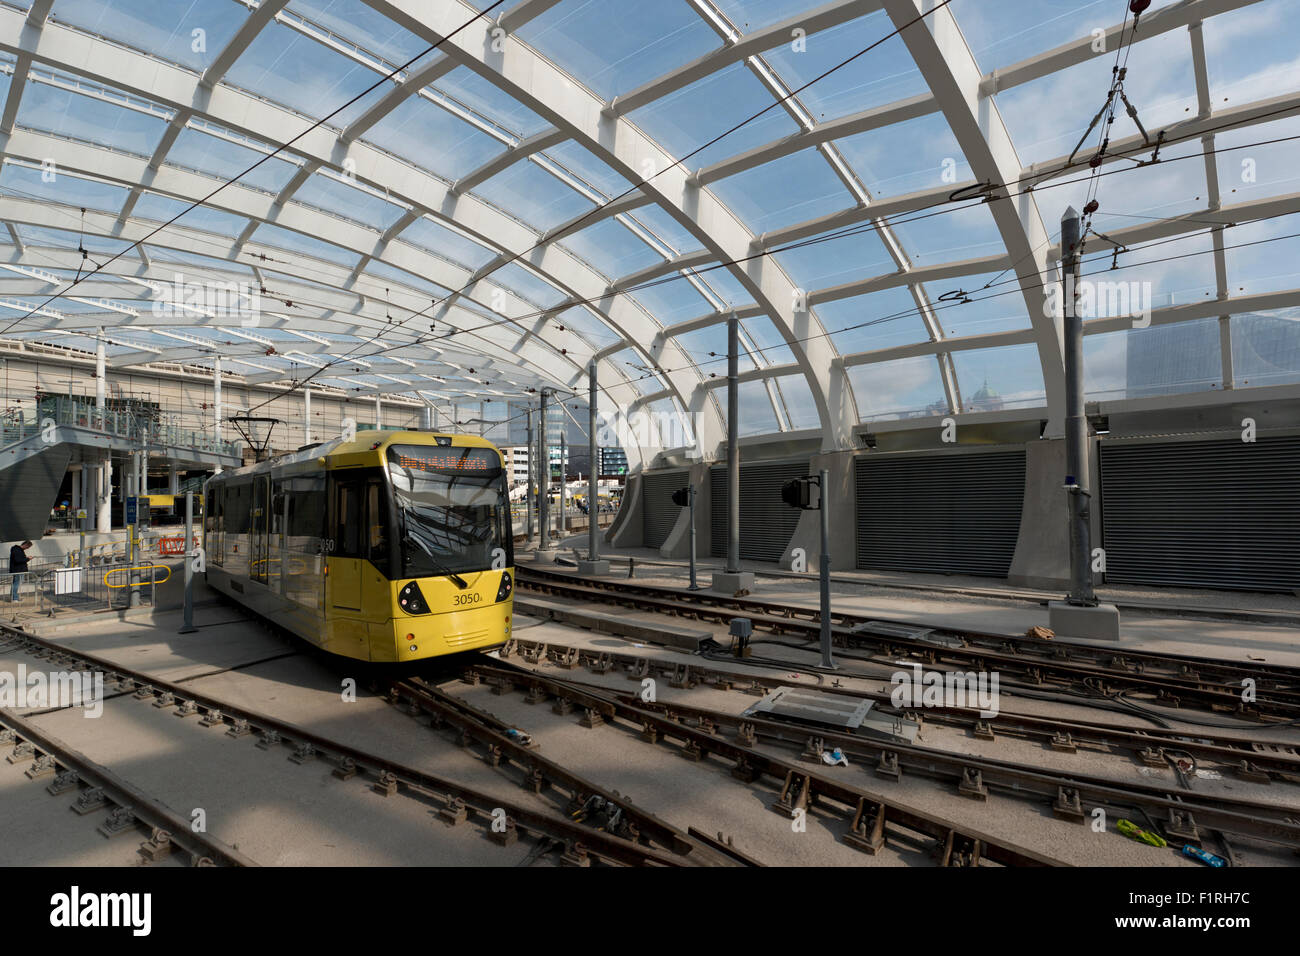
[387,445,512,576]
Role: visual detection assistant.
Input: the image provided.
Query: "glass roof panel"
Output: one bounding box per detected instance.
[774,374,820,430]
[772,223,896,292]
[708,148,852,233]
[165,127,300,195]
[737,380,779,436]
[1083,317,1222,400]
[132,192,249,237]
[396,216,497,271]
[713,0,808,33]
[890,202,1005,267]
[621,205,703,257]
[1223,213,1300,297]
[629,274,712,327]
[287,0,431,66]
[490,262,566,309]
[1213,115,1300,210]
[362,95,505,181]
[924,272,1031,339]
[949,0,1121,75]
[1231,310,1300,389]
[627,61,799,173]
[1079,229,1217,317]
[224,19,392,131]
[515,0,721,101]
[675,323,755,375]
[834,110,963,199]
[1203,0,1297,105]
[848,354,947,421]
[558,218,664,280]
[996,25,1197,167]
[293,172,407,230]
[249,223,360,268]
[20,225,135,257]
[472,159,596,232]
[686,263,755,312]
[951,344,1045,411]
[142,244,253,276]
[541,140,635,198]
[817,287,931,355]
[760,11,927,123]
[17,73,169,156]
[433,66,550,140]
[52,0,247,73]
[553,306,622,349]
[364,258,452,299]
[741,314,795,366]
[0,163,126,215]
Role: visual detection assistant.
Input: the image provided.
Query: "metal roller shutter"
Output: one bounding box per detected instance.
[642,470,687,549]
[1100,436,1300,592]
[855,451,1026,576]
[710,460,808,561]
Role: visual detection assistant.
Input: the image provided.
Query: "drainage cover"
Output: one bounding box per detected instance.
[849,620,964,649]
[743,686,872,731]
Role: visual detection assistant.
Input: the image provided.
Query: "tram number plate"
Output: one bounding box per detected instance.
[453,592,482,606]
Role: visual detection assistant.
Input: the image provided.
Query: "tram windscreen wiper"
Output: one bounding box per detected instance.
[402,533,469,589]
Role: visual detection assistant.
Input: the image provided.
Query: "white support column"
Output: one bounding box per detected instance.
[95,332,106,427]
[168,463,178,495]
[303,388,312,445]
[375,395,382,429]
[97,457,112,533]
[70,467,81,526]
[421,404,433,429]
[213,356,223,473]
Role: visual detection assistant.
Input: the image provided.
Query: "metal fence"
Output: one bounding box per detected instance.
[2,561,167,618]
[1,395,241,456]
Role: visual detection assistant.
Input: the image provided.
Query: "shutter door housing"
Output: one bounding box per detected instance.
[1100,436,1300,592]
[855,451,1026,576]
[642,470,687,549]
[710,460,807,561]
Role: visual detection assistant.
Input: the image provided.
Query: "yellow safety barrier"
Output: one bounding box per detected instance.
[104,565,173,589]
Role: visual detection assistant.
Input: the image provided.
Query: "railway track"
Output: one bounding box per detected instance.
[394,670,1063,866]
[487,636,1300,781]
[473,639,1300,856]
[0,623,700,867]
[0,706,255,867]
[516,566,1300,722]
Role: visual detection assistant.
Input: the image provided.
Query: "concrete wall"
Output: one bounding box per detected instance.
[779,451,855,573]
[658,461,712,559]
[605,473,644,549]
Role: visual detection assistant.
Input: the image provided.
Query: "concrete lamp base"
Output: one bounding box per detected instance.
[711,571,755,594]
[1048,601,1121,641]
[575,559,611,575]
[532,549,559,563]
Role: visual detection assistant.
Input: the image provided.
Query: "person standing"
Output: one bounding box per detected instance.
[8,540,31,602]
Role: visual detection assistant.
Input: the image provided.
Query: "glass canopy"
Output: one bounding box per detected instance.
[0,0,1295,465]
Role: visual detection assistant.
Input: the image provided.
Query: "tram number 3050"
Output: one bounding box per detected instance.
[453,592,483,606]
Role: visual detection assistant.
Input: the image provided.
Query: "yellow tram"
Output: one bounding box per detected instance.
[203,431,514,662]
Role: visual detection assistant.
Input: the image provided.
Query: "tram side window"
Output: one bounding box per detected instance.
[287,476,327,544]
[366,479,389,574]
[335,480,363,558]
[225,481,252,534]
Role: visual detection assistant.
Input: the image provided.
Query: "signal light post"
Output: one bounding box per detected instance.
[672,485,700,590]
[782,469,834,669]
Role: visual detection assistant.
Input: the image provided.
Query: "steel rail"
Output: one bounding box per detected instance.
[515,567,1300,720]
[0,707,256,867]
[485,638,1300,779]
[0,624,687,867]
[474,660,1300,851]
[391,676,726,863]
[462,661,1066,866]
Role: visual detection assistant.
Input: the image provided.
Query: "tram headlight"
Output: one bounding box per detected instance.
[399,581,429,615]
[495,572,513,603]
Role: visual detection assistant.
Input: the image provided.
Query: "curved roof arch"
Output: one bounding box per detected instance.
[0,0,1297,464]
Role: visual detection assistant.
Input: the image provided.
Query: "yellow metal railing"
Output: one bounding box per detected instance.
[104,564,172,589]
